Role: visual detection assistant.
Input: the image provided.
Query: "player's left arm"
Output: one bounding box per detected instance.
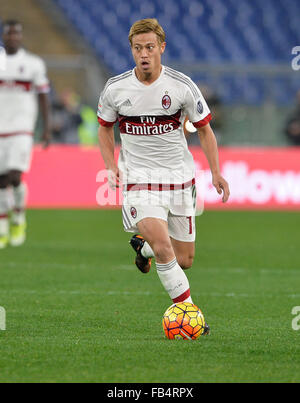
[197,123,230,203]
[38,92,51,148]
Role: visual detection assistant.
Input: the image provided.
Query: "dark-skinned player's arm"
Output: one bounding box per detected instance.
[197,123,230,203]
[98,124,121,189]
[38,92,51,148]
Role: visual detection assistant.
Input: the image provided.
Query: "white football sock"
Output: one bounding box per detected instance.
[0,217,9,237]
[156,258,193,303]
[141,241,155,258]
[12,183,27,225]
[0,188,10,236]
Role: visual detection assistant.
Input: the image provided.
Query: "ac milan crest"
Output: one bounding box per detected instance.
[197,99,203,114]
[162,94,171,109]
[130,207,137,219]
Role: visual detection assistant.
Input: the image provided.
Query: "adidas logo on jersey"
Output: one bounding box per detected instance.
[120,99,132,107]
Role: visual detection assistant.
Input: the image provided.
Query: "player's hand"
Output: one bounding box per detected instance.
[41,130,51,149]
[107,168,121,189]
[212,173,230,203]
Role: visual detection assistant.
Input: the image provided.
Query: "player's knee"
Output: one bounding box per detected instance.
[178,254,194,270]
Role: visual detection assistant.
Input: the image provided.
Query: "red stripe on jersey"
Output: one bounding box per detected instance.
[0,214,9,219]
[98,117,116,127]
[118,109,182,135]
[0,131,33,138]
[192,113,212,128]
[172,289,191,303]
[15,80,33,91]
[125,178,195,192]
[0,80,33,91]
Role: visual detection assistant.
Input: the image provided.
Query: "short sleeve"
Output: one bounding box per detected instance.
[33,57,50,94]
[97,85,118,127]
[183,79,211,128]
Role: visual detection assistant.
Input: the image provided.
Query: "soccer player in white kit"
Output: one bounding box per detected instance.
[98,19,229,332]
[0,20,50,248]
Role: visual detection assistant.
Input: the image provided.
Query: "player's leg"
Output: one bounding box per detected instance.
[9,169,27,246]
[0,138,11,248]
[0,174,11,249]
[168,214,196,270]
[130,214,195,271]
[137,217,193,304]
[7,134,32,246]
[168,214,210,335]
[132,234,194,270]
[133,187,197,270]
[137,218,174,263]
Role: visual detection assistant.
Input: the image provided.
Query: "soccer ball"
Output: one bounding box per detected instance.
[162,302,205,340]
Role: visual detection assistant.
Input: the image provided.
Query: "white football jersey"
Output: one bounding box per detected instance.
[97,65,211,185]
[0,48,49,136]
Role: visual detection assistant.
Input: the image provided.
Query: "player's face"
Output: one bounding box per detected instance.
[2,24,23,54]
[131,32,166,78]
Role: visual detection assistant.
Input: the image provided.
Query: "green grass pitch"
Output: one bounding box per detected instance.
[0,209,300,383]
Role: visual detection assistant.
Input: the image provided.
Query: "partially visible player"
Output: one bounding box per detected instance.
[0,20,50,248]
[97,19,229,332]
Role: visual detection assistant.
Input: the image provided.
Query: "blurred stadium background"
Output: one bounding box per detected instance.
[0,0,300,207]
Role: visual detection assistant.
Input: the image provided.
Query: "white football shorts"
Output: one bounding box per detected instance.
[0,134,33,175]
[122,187,196,242]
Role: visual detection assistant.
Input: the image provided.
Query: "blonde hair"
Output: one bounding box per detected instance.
[128,18,166,46]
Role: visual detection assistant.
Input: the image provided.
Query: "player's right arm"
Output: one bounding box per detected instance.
[98,124,120,189]
[97,83,119,189]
